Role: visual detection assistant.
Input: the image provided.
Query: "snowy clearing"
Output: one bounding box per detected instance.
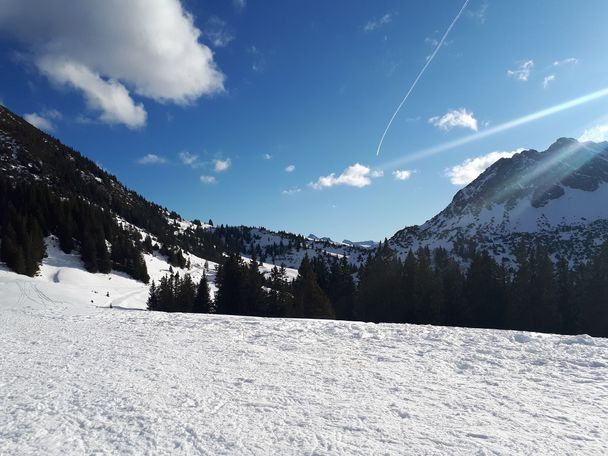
[1,265,608,455]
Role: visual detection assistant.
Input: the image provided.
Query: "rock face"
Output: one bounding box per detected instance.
[390,138,608,265]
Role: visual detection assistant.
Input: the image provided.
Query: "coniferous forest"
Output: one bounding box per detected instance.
[1,106,607,339]
[148,242,608,338]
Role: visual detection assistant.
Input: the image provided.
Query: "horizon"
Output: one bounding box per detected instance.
[1,0,607,241]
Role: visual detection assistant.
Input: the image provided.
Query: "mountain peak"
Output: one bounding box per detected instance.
[391,138,608,266]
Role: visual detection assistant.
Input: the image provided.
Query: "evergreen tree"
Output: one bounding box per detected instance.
[555,257,577,334]
[293,255,334,319]
[578,242,608,337]
[193,274,212,313]
[464,251,506,329]
[356,243,402,322]
[147,281,159,311]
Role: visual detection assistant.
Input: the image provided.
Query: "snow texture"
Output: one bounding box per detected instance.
[1,242,608,454]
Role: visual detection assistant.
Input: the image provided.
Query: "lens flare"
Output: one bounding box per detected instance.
[380,86,608,171]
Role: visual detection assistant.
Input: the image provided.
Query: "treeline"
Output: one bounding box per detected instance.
[148,253,345,319]
[149,243,608,338]
[0,177,148,281]
[354,242,608,337]
[147,272,212,313]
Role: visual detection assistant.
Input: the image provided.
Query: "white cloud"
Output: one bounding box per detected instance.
[24,112,55,131]
[262,153,272,160]
[445,149,524,185]
[507,60,534,81]
[392,169,413,181]
[39,59,147,128]
[204,16,234,48]
[371,169,384,178]
[310,163,374,190]
[429,108,478,132]
[179,151,199,167]
[282,187,301,196]
[200,175,217,184]
[364,13,393,32]
[137,154,167,165]
[0,0,225,127]
[543,74,556,89]
[579,124,608,143]
[285,164,296,173]
[553,58,579,67]
[214,158,231,172]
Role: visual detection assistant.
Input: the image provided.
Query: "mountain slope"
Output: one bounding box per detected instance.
[0,104,367,283]
[391,138,608,265]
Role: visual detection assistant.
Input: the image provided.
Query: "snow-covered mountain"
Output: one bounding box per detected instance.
[308,233,378,250]
[0,104,367,288]
[391,138,608,265]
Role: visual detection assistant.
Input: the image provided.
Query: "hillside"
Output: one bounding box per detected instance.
[391,138,608,266]
[1,273,607,454]
[0,104,368,283]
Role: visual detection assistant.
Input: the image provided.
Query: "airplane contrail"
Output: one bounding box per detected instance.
[376,0,471,156]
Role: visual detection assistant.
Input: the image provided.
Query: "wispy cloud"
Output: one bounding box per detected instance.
[363,13,393,32]
[262,153,272,160]
[282,187,301,196]
[310,163,379,190]
[392,169,413,181]
[445,149,524,185]
[429,108,478,132]
[507,60,534,81]
[204,16,235,48]
[200,175,217,184]
[285,164,296,173]
[543,74,556,89]
[579,124,608,143]
[214,158,231,172]
[248,45,265,73]
[24,109,61,131]
[179,151,200,167]
[137,154,168,165]
[553,57,579,67]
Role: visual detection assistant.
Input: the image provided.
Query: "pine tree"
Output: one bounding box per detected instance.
[465,251,506,329]
[356,243,402,322]
[193,274,212,313]
[80,229,98,272]
[555,257,577,334]
[147,281,159,311]
[96,235,112,274]
[293,255,334,319]
[578,242,608,337]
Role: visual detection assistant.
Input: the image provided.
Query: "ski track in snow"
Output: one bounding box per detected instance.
[1,246,608,454]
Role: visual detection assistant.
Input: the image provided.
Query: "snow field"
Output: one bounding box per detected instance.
[0,238,607,454]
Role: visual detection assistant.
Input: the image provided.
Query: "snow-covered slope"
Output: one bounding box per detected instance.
[391,138,608,265]
[1,270,607,455]
[246,228,369,269]
[0,236,301,317]
[0,236,221,313]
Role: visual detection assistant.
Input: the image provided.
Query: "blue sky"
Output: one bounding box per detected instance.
[1,0,607,241]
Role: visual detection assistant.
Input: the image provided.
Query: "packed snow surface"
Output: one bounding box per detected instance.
[1,254,608,454]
